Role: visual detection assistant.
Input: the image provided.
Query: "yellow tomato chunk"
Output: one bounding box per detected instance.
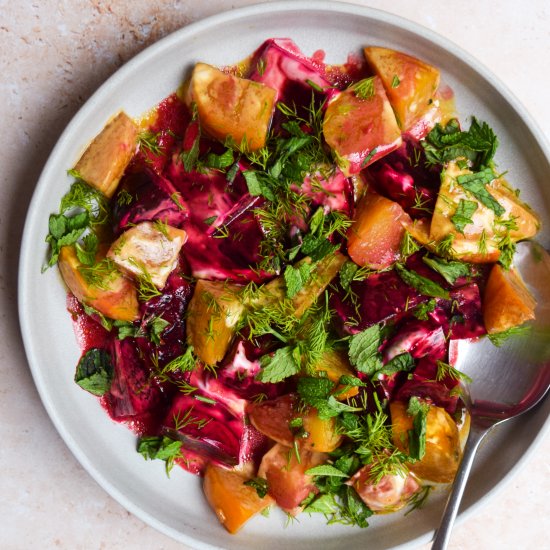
[430,161,540,263]
[364,46,440,131]
[312,349,359,400]
[107,221,187,290]
[186,62,276,151]
[58,245,139,322]
[483,264,536,334]
[323,76,402,176]
[347,190,412,270]
[186,279,244,365]
[203,463,273,534]
[391,400,461,483]
[73,112,138,198]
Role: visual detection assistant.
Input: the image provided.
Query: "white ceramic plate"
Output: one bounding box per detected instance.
[18,2,550,549]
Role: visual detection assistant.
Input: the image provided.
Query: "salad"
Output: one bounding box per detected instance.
[45,38,541,533]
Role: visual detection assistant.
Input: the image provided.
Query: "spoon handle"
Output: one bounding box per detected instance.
[431,422,490,550]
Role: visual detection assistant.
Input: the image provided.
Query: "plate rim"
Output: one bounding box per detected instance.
[18,1,550,549]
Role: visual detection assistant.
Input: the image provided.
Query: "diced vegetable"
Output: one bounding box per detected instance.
[203,463,273,533]
[249,253,346,318]
[302,412,342,452]
[258,442,326,515]
[483,264,536,334]
[350,464,420,513]
[364,46,440,132]
[347,190,412,270]
[186,280,244,365]
[73,111,138,198]
[107,221,187,290]
[186,62,276,151]
[74,348,113,396]
[58,245,139,321]
[312,349,359,400]
[323,76,402,176]
[247,394,342,453]
[430,160,540,263]
[390,400,461,483]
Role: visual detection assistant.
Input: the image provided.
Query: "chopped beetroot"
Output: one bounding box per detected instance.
[366,138,441,219]
[112,169,189,233]
[447,283,487,340]
[106,338,163,421]
[292,167,353,215]
[382,319,447,362]
[137,269,194,367]
[166,157,270,282]
[395,380,459,415]
[218,340,289,402]
[331,269,427,334]
[164,376,269,469]
[163,393,244,468]
[250,38,332,103]
[132,94,191,174]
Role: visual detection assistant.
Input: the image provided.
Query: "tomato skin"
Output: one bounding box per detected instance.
[364,46,440,132]
[247,394,297,447]
[203,462,273,534]
[323,76,402,176]
[347,190,411,270]
[186,62,276,151]
[350,464,420,513]
[483,264,536,334]
[247,393,342,452]
[58,245,139,322]
[258,443,326,515]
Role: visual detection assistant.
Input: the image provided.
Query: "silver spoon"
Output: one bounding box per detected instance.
[431,240,550,550]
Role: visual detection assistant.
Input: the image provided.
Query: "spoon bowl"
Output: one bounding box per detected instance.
[432,241,550,549]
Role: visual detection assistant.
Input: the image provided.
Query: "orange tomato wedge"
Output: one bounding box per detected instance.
[483,264,536,334]
[203,463,273,534]
[364,46,440,131]
[347,190,411,270]
[186,62,276,151]
[390,400,461,483]
[58,245,139,322]
[323,76,402,176]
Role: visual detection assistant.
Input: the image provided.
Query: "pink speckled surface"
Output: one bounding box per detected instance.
[2,1,549,549]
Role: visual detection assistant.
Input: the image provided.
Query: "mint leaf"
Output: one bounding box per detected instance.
[284,262,313,298]
[339,261,359,290]
[74,348,113,396]
[75,232,99,266]
[488,325,530,347]
[413,298,437,320]
[149,316,170,345]
[422,117,498,170]
[340,485,372,528]
[457,168,505,216]
[451,199,478,234]
[244,477,269,498]
[242,170,276,201]
[305,465,349,478]
[422,256,471,285]
[297,376,334,404]
[377,352,415,376]
[407,397,430,460]
[348,324,383,375]
[204,148,234,169]
[395,264,450,299]
[304,494,339,514]
[137,435,183,475]
[257,346,300,383]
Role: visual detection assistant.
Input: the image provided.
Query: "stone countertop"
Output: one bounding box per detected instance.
[1,1,548,549]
